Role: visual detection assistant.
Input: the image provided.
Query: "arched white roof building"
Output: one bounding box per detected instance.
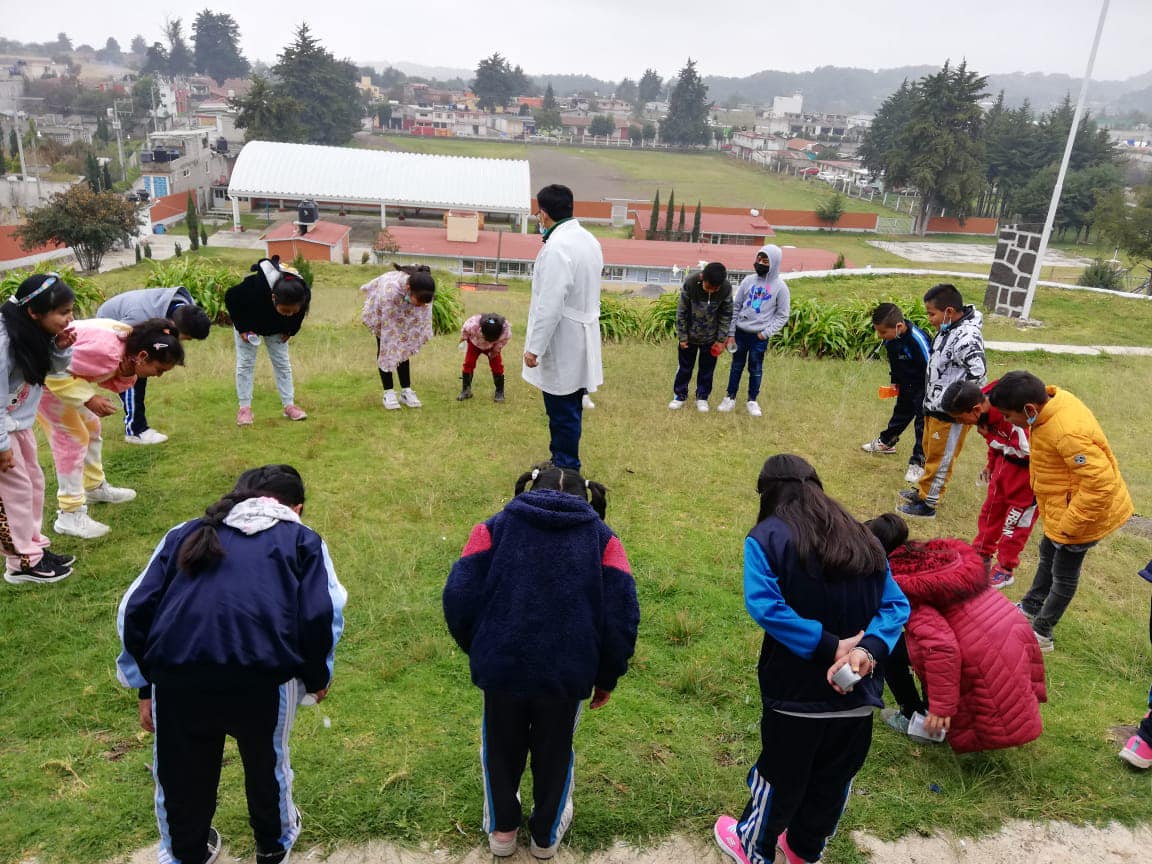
[226,141,532,231]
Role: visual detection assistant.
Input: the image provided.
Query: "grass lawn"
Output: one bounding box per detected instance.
[2,257,1151,863]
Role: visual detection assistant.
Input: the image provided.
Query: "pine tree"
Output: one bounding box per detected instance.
[648,189,660,239]
[677,203,686,238]
[101,163,113,192]
[84,152,101,192]
[543,83,557,110]
[134,244,142,263]
[193,10,250,84]
[691,201,702,242]
[200,225,208,247]
[9,128,18,162]
[664,190,675,240]
[186,192,199,250]
[661,60,711,146]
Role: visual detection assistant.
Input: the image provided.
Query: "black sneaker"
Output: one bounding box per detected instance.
[42,549,77,568]
[898,500,937,519]
[4,557,72,585]
[204,826,223,864]
[898,488,921,504]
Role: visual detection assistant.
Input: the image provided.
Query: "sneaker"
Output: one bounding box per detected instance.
[4,557,72,585]
[205,826,222,864]
[489,830,518,858]
[717,397,736,413]
[713,816,751,864]
[861,437,897,455]
[54,508,110,539]
[669,398,686,410]
[42,549,76,568]
[283,404,308,421]
[882,708,910,735]
[529,838,560,860]
[898,500,936,519]
[898,488,922,504]
[86,482,136,504]
[125,428,168,445]
[582,393,595,409]
[399,388,422,408]
[904,463,925,483]
[236,406,254,426]
[696,399,710,413]
[256,851,290,864]
[1034,629,1054,653]
[382,390,401,410]
[746,401,762,417]
[989,566,1015,589]
[1015,602,1036,623]
[1119,734,1152,769]
[776,831,810,864]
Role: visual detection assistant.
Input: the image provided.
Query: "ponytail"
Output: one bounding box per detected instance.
[513,462,608,519]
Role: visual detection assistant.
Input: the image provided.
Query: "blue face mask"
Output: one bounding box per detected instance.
[537,220,547,235]
[1025,407,1038,426]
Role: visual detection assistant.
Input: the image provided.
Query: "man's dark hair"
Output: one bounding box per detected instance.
[942,380,984,415]
[172,305,211,340]
[923,283,964,312]
[865,513,909,556]
[988,370,1049,412]
[871,302,903,328]
[536,184,574,221]
[702,262,727,286]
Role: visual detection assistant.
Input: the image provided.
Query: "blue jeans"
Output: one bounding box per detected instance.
[542,390,584,469]
[726,330,768,401]
[673,344,719,401]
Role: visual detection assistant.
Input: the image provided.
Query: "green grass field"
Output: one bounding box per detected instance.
[2,255,1151,863]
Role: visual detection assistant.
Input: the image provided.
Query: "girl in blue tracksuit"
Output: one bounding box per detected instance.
[714,454,908,864]
[443,463,640,860]
[117,464,346,864]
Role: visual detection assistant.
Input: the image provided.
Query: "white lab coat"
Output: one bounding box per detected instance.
[522,219,604,395]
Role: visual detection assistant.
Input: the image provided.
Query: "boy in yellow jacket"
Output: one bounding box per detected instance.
[989,371,1134,653]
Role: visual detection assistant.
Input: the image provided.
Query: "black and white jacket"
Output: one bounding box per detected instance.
[923,305,986,418]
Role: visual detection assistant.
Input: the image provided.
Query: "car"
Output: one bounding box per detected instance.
[816,171,838,182]
[799,167,819,176]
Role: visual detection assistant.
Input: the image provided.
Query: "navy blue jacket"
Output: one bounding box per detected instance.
[744,517,908,713]
[117,518,346,696]
[444,490,640,700]
[883,319,931,389]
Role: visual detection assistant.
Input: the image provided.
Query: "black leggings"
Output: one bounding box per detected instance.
[376,338,411,390]
[884,634,928,719]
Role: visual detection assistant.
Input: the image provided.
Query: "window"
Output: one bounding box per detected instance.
[602,266,626,281]
[462,259,477,274]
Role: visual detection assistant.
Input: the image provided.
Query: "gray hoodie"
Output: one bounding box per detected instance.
[97,286,195,325]
[1,322,72,450]
[729,244,791,339]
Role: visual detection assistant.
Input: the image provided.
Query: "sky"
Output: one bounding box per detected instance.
[8,0,1152,83]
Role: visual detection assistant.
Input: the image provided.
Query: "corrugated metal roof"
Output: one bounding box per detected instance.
[227,141,531,213]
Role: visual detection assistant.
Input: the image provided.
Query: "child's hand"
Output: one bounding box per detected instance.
[978,467,990,484]
[138,698,154,733]
[84,395,118,417]
[55,327,77,349]
[923,712,951,734]
[590,687,611,709]
[710,342,725,357]
[834,630,864,662]
[280,334,290,343]
[679,341,689,349]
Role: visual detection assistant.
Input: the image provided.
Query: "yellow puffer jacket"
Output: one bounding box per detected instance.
[1029,386,1133,545]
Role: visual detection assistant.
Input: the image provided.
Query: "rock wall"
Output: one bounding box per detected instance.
[984,223,1043,317]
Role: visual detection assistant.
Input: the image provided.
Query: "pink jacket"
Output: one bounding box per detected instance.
[44,320,137,408]
[890,539,1046,754]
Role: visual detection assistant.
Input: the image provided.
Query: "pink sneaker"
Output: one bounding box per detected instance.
[713,816,751,864]
[283,404,308,421]
[777,831,812,864]
[236,406,254,426]
[1119,734,1152,769]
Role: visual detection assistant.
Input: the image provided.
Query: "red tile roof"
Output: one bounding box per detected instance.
[0,225,65,261]
[385,226,843,272]
[262,220,352,246]
[786,138,816,150]
[632,209,776,238]
[149,192,188,224]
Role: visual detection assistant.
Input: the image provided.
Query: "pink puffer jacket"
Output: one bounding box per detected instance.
[890,539,1047,754]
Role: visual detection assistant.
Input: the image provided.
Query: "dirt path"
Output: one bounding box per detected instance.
[116,822,1152,864]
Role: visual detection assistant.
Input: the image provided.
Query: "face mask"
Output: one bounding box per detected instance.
[754,263,769,277]
[940,314,953,331]
[1025,406,1038,426]
[537,220,547,235]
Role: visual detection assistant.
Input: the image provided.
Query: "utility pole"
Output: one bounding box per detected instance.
[111,103,126,182]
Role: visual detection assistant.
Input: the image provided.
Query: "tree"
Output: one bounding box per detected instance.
[141,43,169,77]
[664,189,675,240]
[94,113,110,144]
[376,104,392,128]
[628,124,643,145]
[533,108,561,132]
[1094,186,1152,281]
[165,18,194,76]
[56,33,73,52]
[84,151,102,191]
[691,201,702,242]
[616,77,637,104]
[98,37,122,63]
[588,115,615,138]
[648,189,660,240]
[186,192,199,251]
[101,162,113,192]
[543,83,557,110]
[637,69,662,107]
[230,74,303,142]
[8,128,17,163]
[642,121,657,142]
[816,193,846,226]
[473,53,515,111]
[508,64,532,97]
[130,35,147,55]
[660,59,710,146]
[193,10,250,84]
[200,225,208,247]
[15,184,137,272]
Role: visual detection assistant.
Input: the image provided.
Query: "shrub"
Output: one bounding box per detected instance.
[1077,258,1125,292]
[360,251,370,265]
[290,254,314,289]
[200,226,208,248]
[143,257,241,324]
[143,243,153,259]
[816,192,846,226]
[599,295,643,342]
[639,292,679,343]
[833,252,846,270]
[134,244,142,263]
[0,263,105,315]
[431,281,465,335]
[174,242,182,258]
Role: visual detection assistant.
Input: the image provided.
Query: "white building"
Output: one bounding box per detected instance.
[772,93,803,116]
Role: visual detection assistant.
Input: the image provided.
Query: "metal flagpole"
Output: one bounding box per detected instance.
[1020,0,1110,320]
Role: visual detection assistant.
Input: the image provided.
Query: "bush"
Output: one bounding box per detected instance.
[638,292,679,343]
[833,252,846,270]
[816,193,846,226]
[200,226,208,248]
[174,242,182,258]
[0,263,105,315]
[360,251,370,265]
[134,244,142,264]
[1077,258,1125,291]
[143,257,241,324]
[431,282,465,335]
[290,254,314,289]
[143,242,153,259]
[598,295,643,342]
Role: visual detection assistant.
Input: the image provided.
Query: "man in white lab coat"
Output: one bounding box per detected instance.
[522,184,604,470]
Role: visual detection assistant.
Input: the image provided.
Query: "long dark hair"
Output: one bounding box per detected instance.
[1,273,75,385]
[178,465,305,574]
[514,462,607,519]
[756,454,886,578]
[393,262,436,304]
[125,318,185,366]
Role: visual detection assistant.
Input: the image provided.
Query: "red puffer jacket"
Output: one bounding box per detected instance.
[890,539,1047,754]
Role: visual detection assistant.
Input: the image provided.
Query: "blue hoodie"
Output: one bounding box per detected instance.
[729,244,791,339]
[444,489,639,699]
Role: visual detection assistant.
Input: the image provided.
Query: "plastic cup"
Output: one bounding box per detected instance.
[832,664,862,693]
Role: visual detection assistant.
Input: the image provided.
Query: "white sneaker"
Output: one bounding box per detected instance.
[399,387,422,408]
[717,397,736,412]
[582,393,595,409]
[746,401,762,417]
[86,482,137,504]
[669,398,685,410]
[696,399,709,412]
[125,428,168,445]
[54,507,110,539]
[905,463,925,483]
[382,390,401,410]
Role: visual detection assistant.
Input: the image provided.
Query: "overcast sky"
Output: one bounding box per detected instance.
[9,0,1151,82]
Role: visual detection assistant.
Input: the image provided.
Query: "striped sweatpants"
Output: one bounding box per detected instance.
[151,680,302,864]
[916,415,972,509]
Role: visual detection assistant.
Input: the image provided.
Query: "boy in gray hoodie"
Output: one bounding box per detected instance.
[719,245,791,417]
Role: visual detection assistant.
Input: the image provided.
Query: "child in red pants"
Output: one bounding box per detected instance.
[943,379,1036,588]
[457,313,511,403]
